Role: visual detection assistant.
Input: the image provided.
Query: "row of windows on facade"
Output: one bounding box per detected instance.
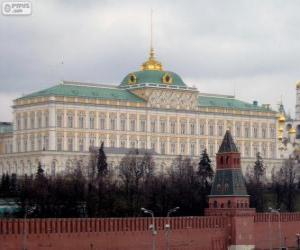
[0,161,70,176]
[16,115,276,139]
[12,137,276,158]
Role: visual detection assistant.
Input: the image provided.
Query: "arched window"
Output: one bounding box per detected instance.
[220,156,224,165]
[227,200,231,208]
[237,203,239,208]
[226,156,229,164]
[213,201,218,208]
[221,203,224,208]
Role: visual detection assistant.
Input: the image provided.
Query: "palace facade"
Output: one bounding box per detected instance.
[0,49,282,176]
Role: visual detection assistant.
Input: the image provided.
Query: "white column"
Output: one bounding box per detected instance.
[49,102,56,151]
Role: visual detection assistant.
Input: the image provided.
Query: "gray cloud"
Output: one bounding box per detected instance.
[0,0,299,121]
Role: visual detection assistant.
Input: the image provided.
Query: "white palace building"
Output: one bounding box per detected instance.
[0,48,283,176]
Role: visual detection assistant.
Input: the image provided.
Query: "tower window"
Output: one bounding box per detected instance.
[227,200,231,208]
[213,201,218,208]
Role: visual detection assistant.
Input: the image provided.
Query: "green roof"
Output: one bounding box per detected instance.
[120,70,187,87]
[210,169,248,196]
[198,95,273,112]
[219,130,238,153]
[19,84,145,102]
[0,122,13,134]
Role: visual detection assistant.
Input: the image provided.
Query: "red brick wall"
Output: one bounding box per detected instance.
[0,216,229,250]
[254,212,300,249]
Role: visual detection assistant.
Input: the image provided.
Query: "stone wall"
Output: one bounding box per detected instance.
[0,216,228,250]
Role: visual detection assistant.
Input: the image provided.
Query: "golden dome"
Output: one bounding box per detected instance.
[278,127,283,132]
[289,127,296,134]
[141,48,163,71]
[278,135,283,141]
[297,81,300,89]
[278,115,286,123]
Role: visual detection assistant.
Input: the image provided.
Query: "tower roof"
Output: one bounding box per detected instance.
[218,130,238,153]
[210,169,248,196]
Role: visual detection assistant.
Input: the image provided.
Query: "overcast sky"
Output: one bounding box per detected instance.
[0,0,299,121]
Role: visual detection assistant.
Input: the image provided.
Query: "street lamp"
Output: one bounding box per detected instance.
[268,208,273,250]
[269,207,283,250]
[296,233,300,250]
[141,208,156,250]
[22,204,35,250]
[165,207,180,250]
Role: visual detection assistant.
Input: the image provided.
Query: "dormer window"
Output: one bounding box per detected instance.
[162,73,172,84]
[128,73,137,84]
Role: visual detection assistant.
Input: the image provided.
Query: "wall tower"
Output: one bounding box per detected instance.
[205,130,255,250]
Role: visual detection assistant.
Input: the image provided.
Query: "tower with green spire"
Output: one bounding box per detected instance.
[205,130,256,249]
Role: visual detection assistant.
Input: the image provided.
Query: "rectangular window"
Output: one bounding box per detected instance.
[160,142,166,154]
[24,117,27,129]
[121,119,126,131]
[245,145,250,157]
[38,136,42,151]
[200,142,206,151]
[253,145,258,157]
[199,124,205,135]
[79,138,84,152]
[44,136,49,150]
[236,125,241,137]
[31,138,35,151]
[90,138,95,148]
[140,141,146,149]
[262,128,267,138]
[130,120,136,131]
[68,138,73,151]
[140,120,146,132]
[180,123,186,135]
[45,115,49,128]
[218,125,223,137]
[57,114,63,127]
[151,121,156,133]
[110,140,116,148]
[180,143,186,154]
[151,142,156,151]
[17,140,21,152]
[90,117,95,129]
[110,118,116,130]
[245,127,250,138]
[100,118,105,130]
[190,143,195,156]
[208,143,214,156]
[190,123,195,135]
[171,143,176,154]
[270,127,275,138]
[57,137,63,151]
[67,114,73,128]
[270,144,276,158]
[253,127,258,138]
[38,116,42,128]
[120,140,126,148]
[23,139,27,152]
[16,117,21,130]
[79,116,84,129]
[170,122,176,134]
[130,141,136,148]
[209,124,214,136]
[30,116,35,129]
[160,121,166,133]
